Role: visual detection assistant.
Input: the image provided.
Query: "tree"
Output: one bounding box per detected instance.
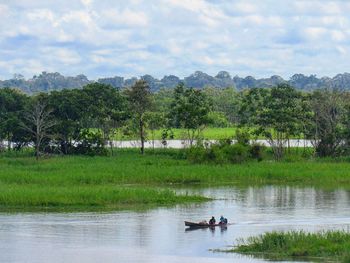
[203,87,240,124]
[126,80,153,154]
[81,83,127,153]
[0,88,30,150]
[261,84,303,159]
[307,88,345,157]
[207,111,229,128]
[238,87,269,126]
[240,84,302,160]
[341,94,350,155]
[144,112,166,150]
[47,89,86,154]
[21,100,56,160]
[298,93,314,153]
[153,87,174,113]
[169,83,212,146]
[169,83,186,128]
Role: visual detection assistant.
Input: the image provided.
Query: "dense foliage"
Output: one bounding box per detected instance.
[233,230,350,262]
[1,81,350,160]
[3,71,350,93]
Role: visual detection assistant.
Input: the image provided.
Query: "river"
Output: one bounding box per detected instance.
[1,186,350,263]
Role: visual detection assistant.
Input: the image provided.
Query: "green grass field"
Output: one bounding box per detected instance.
[1,149,350,211]
[2,149,350,186]
[116,127,246,140]
[231,230,350,262]
[116,127,294,140]
[151,127,237,140]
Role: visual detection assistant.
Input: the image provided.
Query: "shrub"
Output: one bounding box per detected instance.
[222,143,249,163]
[235,129,250,146]
[207,144,226,164]
[217,138,233,147]
[186,141,251,164]
[186,146,206,163]
[207,111,230,127]
[74,130,108,156]
[250,143,265,161]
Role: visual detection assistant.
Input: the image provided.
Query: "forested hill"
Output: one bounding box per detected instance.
[1,71,350,93]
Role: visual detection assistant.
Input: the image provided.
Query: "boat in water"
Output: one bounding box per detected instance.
[184,221,228,228]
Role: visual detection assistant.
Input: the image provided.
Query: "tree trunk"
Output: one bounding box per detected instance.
[35,144,39,161]
[109,141,114,156]
[35,132,40,161]
[7,132,11,151]
[140,117,144,154]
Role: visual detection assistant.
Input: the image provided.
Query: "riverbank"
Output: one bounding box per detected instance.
[1,149,350,210]
[2,150,350,185]
[0,185,207,212]
[229,230,350,262]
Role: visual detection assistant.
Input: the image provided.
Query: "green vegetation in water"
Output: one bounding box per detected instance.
[2,149,350,211]
[0,185,207,212]
[229,230,350,262]
[0,150,217,211]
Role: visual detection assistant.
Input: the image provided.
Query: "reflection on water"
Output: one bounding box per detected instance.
[185,225,228,233]
[1,186,350,263]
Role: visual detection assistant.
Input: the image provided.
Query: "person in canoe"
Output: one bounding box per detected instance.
[219,215,228,225]
[209,216,216,225]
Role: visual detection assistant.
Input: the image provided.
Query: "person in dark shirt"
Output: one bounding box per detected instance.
[209,216,216,225]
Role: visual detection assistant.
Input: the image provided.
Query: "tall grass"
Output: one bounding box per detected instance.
[0,150,214,211]
[1,149,350,187]
[1,149,350,210]
[0,185,206,211]
[232,230,350,262]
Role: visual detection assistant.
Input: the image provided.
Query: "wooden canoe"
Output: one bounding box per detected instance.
[184,221,227,228]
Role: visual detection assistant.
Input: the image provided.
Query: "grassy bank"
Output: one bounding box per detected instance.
[0,185,206,211]
[1,149,350,210]
[230,230,350,262]
[1,149,350,186]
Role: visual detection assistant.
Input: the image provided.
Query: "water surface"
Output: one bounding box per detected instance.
[1,186,350,263]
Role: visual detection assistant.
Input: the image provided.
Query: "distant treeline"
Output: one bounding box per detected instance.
[2,71,350,94]
[0,81,349,160]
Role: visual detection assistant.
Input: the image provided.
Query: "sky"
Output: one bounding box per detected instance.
[0,0,349,80]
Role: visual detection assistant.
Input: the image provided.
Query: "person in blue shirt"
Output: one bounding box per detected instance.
[219,215,228,224]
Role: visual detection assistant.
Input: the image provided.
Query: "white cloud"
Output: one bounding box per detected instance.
[304,27,327,39]
[1,0,350,79]
[0,4,9,16]
[167,0,229,27]
[232,2,257,13]
[102,8,149,27]
[61,10,95,27]
[336,46,347,55]
[54,49,82,65]
[27,9,55,22]
[167,0,209,13]
[81,0,92,7]
[331,30,346,42]
[294,1,346,15]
